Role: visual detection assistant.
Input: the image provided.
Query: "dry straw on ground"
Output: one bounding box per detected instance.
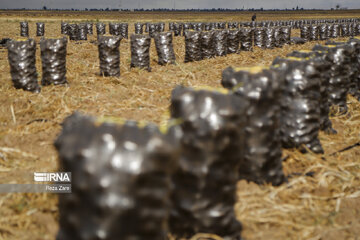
[0,10,359,240]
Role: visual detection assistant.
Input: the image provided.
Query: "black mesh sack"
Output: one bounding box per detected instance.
[221,67,285,185]
[271,57,324,153]
[274,28,282,47]
[40,37,68,86]
[134,23,143,34]
[96,22,106,36]
[319,24,328,40]
[239,28,253,51]
[145,22,150,33]
[214,30,228,56]
[55,112,179,240]
[195,22,203,32]
[300,25,310,42]
[210,22,217,31]
[254,28,265,48]
[154,32,176,65]
[309,25,319,41]
[61,22,69,35]
[169,22,175,31]
[36,22,45,37]
[7,38,40,92]
[204,23,211,31]
[264,28,275,49]
[280,26,291,45]
[173,23,182,37]
[120,23,128,39]
[227,29,240,54]
[330,24,340,38]
[183,23,190,36]
[86,23,93,35]
[217,22,226,29]
[109,23,121,36]
[20,21,29,37]
[68,24,79,41]
[130,34,151,71]
[200,31,215,59]
[314,44,354,115]
[169,86,246,240]
[184,30,202,63]
[340,24,349,37]
[326,24,332,39]
[78,24,88,40]
[97,35,121,77]
[286,50,336,134]
[347,38,360,101]
[148,24,157,38]
[159,22,165,32]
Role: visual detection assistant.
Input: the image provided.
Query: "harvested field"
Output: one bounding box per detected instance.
[0,10,359,240]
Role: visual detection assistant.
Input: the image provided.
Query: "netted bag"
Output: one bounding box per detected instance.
[7,38,40,93]
[169,22,175,32]
[20,21,29,37]
[96,22,106,36]
[286,50,336,134]
[109,23,120,36]
[271,57,324,153]
[313,44,353,115]
[148,24,157,38]
[309,25,319,41]
[169,86,246,240]
[221,67,285,185]
[120,23,128,39]
[200,31,215,59]
[159,22,165,32]
[340,24,349,37]
[173,23,182,37]
[134,22,143,34]
[36,22,45,37]
[184,30,202,63]
[273,28,282,47]
[145,22,150,33]
[331,24,340,38]
[254,28,265,48]
[68,24,79,41]
[154,32,176,65]
[227,29,240,54]
[239,28,253,51]
[78,24,88,40]
[40,37,68,86]
[61,22,69,35]
[55,112,179,240]
[319,24,328,40]
[130,34,151,71]
[195,22,204,32]
[86,22,93,35]
[264,28,275,49]
[98,35,121,77]
[217,22,226,29]
[280,26,291,45]
[300,25,310,42]
[183,23,190,36]
[214,30,228,56]
[347,38,360,101]
[356,24,360,36]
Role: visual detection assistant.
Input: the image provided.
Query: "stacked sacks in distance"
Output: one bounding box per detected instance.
[214,30,228,56]
[86,23,93,35]
[78,24,88,41]
[271,57,324,153]
[130,34,151,71]
[7,38,40,93]
[309,25,319,41]
[173,23,182,37]
[96,22,106,36]
[312,44,354,115]
[154,32,176,65]
[97,35,122,77]
[200,30,215,59]
[253,28,265,48]
[169,86,246,240]
[68,24,79,41]
[120,23,128,39]
[55,112,180,240]
[109,23,121,36]
[300,25,310,42]
[221,67,285,185]
[184,30,201,63]
[227,29,240,54]
[347,37,360,101]
[286,50,336,134]
[40,37,68,86]
[134,22,143,34]
[61,22,69,35]
[280,26,291,45]
[36,22,45,37]
[330,24,340,38]
[239,28,253,51]
[264,28,275,49]
[20,21,29,37]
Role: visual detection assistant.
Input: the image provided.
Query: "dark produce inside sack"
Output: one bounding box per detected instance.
[68,24,79,41]
[272,57,324,154]
[286,50,336,134]
[254,28,265,48]
[300,25,310,42]
[20,21,29,37]
[36,22,45,37]
[109,23,121,36]
[55,112,179,240]
[184,30,202,62]
[96,22,106,35]
[40,37,68,86]
[214,30,228,56]
[86,22,93,35]
[98,35,122,77]
[313,44,354,115]
[200,31,215,59]
[78,24,88,40]
[61,22,69,35]
[264,28,275,49]
[227,29,240,54]
[130,34,151,71]
[154,32,176,65]
[134,22,143,34]
[221,67,285,185]
[169,86,246,240]
[120,23,128,39]
[7,38,40,93]
[239,28,253,51]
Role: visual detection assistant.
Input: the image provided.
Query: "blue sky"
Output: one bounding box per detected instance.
[0,0,359,10]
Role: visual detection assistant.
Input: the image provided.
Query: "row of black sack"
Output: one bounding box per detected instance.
[300,23,360,41]
[54,37,360,240]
